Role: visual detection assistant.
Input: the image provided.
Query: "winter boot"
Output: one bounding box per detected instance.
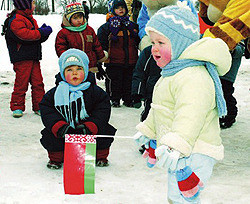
[111,101,120,108]
[96,159,109,167]
[12,109,23,118]
[220,79,237,129]
[96,148,110,167]
[123,101,133,107]
[47,160,62,170]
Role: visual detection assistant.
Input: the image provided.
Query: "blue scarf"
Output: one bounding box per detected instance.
[54,81,91,128]
[161,59,227,118]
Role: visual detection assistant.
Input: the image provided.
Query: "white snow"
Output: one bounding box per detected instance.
[0,11,249,204]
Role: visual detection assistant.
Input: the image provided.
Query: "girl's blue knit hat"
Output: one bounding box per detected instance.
[58,48,89,82]
[145,4,200,60]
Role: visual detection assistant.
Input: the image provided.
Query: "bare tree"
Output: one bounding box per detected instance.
[51,0,55,12]
[1,0,12,10]
[88,0,98,12]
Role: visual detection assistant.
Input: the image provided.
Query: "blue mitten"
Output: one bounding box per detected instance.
[41,23,47,28]
[133,131,150,147]
[109,16,121,41]
[176,166,204,201]
[142,140,157,168]
[38,25,52,37]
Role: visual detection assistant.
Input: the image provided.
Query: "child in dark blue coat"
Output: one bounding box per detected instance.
[39,49,116,169]
[97,0,140,107]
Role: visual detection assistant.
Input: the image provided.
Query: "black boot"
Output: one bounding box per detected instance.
[47,160,62,170]
[111,101,120,108]
[220,79,237,129]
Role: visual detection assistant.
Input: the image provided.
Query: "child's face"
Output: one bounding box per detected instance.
[31,1,36,12]
[70,13,84,27]
[114,6,126,16]
[64,65,85,86]
[149,31,172,68]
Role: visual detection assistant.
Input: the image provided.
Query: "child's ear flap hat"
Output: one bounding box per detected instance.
[111,0,128,16]
[65,2,85,22]
[13,0,33,10]
[145,3,200,60]
[59,48,89,82]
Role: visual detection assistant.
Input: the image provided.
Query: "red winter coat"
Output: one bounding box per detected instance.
[5,9,44,63]
[55,16,107,73]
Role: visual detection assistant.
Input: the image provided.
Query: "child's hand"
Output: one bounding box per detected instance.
[133,131,150,147]
[38,25,52,37]
[155,145,180,171]
[57,124,91,138]
[75,124,92,135]
[41,23,47,28]
[142,140,157,168]
[57,125,77,138]
[96,63,106,80]
[176,166,204,201]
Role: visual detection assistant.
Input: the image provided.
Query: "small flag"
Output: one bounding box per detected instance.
[64,134,96,194]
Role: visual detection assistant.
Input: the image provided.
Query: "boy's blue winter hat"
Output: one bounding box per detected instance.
[145,5,200,60]
[59,48,89,82]
[111,0,128,16]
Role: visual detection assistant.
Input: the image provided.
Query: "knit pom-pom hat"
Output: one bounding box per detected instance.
[145,4,200,60]
[59,48,89,82]
[111,0,128,16]
[65,2,85,22]
[13,0,32,10]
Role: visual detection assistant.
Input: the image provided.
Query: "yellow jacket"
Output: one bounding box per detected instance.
[199,0,250,50]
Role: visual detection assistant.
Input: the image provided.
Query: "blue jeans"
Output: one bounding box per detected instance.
[168,154,216,204]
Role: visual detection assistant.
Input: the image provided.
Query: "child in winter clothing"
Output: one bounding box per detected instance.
[134,5,231,203]
[131,45,161,121]
[97,0,140,107]
[198,0,249,129]
[131,45,161,154]
[4,0,52,118]
[55,2,107,74]
[40,49,116,169]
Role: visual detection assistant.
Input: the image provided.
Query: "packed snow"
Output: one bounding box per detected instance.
[0,11,249,204]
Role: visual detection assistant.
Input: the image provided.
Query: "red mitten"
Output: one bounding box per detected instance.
[142,140,156,168]
[176,166,204,201]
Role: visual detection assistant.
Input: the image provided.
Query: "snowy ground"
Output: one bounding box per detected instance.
[0,11,249,204]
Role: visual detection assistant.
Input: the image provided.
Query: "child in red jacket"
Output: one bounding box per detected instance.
[55,2,107,74]
[4,0,52,118]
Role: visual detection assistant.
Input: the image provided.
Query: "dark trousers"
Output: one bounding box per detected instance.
[105,64,134,103]
[220,79,237,118]
[140,98,152,122]
[219,43,244,121]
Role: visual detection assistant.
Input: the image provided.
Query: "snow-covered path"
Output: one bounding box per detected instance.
[0,11,249,204]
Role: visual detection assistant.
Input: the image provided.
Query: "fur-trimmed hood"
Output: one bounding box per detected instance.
[179,37,231,76]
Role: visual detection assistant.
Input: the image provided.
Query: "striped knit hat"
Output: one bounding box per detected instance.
[145,4,200,60]
[65,2,85,22]
[13,0,32,10]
